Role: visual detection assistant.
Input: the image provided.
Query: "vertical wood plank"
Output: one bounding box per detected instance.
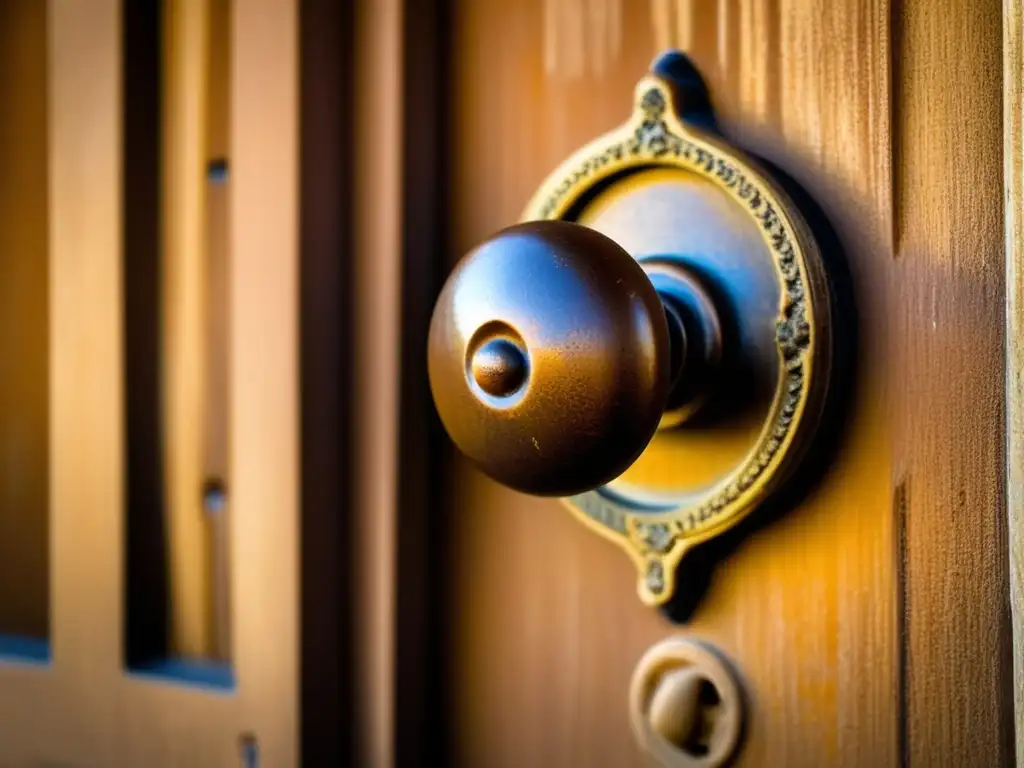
[1005,0,1024,763]
[229,0,300,764]
[353,0,403,765]
[0,4,88,759]
[0,0,50,642]
[894,0,1014,764]
[204,0,232,664]
[345,1,450,763]
[50,0,123,690]
[162,0,214,660]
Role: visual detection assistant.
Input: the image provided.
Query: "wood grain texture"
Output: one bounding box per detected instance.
[0,2,301,764]
[1006,0,1024,763]
[443,1,897,765]
[893,0,1014,764]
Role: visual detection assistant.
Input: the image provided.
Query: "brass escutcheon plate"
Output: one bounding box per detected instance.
[520,52,832,607]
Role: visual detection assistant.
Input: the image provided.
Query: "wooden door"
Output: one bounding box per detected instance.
[343,1,1021,766]
[1,1,1020,766]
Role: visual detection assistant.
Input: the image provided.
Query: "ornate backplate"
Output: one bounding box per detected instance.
[521,53,832,606]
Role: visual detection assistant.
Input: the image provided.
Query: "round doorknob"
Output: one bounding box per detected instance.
[427,220,715,497]
[425,51,835,607]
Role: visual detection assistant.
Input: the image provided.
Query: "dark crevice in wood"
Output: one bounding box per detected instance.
[299,0,356,763]
[122,0,169,669]
[395,0,453,764]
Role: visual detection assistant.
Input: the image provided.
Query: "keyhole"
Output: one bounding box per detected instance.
[648,666,722,757]
[631,638,744,767]
[685,676,721,756]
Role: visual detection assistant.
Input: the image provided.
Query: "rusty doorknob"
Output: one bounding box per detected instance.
[427,220,722,497]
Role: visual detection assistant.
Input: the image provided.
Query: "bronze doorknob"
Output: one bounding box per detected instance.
[427,220,721,497]
[425,50,834,607]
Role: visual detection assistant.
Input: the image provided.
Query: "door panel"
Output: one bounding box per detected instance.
[0,2,301,763]
[437,1,1010,765]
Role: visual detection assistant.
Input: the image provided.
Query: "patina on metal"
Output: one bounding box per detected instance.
[427,50,834,607]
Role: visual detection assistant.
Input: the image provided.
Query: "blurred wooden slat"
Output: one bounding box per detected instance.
[227,0,300,763]
[352,0,403,764]
[0,0,50,642]
[0,2,58,759]
[1006,1,1024,762]
[159,0,232,666]
[203,0,232,665]
[162,0,214,660]
[49,0,123,696]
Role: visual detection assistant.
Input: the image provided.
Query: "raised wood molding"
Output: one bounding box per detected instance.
[1005,0,1024,762]
[351,0,403,763]
[296,0,443,763]
[346,0,447,763]
[161,0,214,660]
